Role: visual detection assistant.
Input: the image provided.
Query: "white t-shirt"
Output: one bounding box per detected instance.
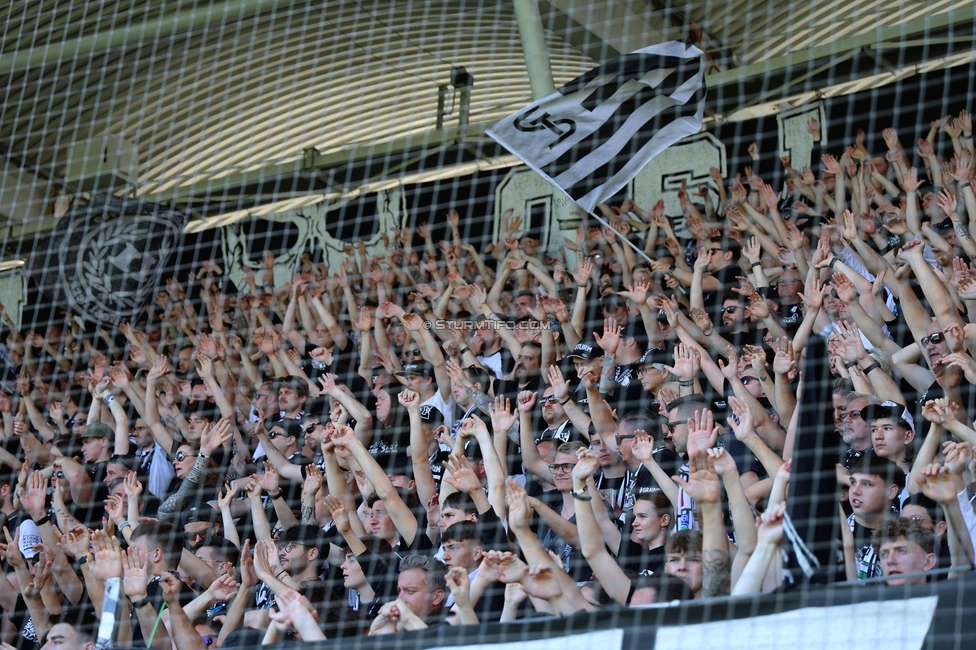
[422,390,457,431]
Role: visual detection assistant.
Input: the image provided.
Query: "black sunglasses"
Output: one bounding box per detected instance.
[615,433,636,446]
[539,395,557,404]
[920,332,944,346]
[268,430,294,439]
[174,451,197,462]
[303,422,320,436]
[722,306,740,314]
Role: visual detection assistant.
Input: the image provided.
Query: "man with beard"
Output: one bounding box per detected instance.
[494,341,543,404]
[276,525,327,592]
[182,504,222,551]
[275,375,308,421]
[840,392,884,468]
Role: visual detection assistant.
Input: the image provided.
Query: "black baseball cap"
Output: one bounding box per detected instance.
[274,375,309,397]
[395,361,434,378]
[566,341,598,361]
[418,405,445,428]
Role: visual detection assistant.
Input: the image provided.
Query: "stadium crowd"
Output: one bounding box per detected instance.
[2,112,976,648]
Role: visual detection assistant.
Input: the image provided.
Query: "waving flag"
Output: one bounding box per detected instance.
[488,41,706,212]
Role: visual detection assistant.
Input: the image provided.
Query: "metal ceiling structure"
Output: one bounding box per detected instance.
[2,0,976,247]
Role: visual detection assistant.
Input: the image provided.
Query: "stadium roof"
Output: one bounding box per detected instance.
[2,0,976,241]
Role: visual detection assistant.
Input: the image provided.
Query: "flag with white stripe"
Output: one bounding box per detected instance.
[487,42,706,212]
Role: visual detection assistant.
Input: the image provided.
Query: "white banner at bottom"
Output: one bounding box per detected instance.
[430,627,624,650]
[654,595,938,650]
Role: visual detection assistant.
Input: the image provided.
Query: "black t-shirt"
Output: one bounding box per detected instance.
[703,264,746,317]
[429,449,452,489]
[715,433,763,480]
[775,302,804,335]
[616,540,666,575]
[129,573,198,644]
[494,376,542,405]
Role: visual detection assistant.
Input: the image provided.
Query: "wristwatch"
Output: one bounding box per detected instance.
[131,596,152,609]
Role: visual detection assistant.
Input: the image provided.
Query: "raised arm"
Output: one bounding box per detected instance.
[571,448,632,604]
[332,425,419,545]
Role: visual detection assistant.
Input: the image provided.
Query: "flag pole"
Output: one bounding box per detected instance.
[583,208,658,267]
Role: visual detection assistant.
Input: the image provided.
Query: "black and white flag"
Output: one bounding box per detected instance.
[27,195,187,325]
[488,42,706,212]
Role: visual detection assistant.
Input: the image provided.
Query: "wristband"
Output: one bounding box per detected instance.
[679,379,694,387]
[33,515,49,527]
[460,347,471,355]
[275,570,288,579]
[131,596,152,609]
[104,394,116,405]
[558,397,572,406]
[198,451,210,461]
[862,361,880,374]
[119,521,132,531]
[751,261,762,268]
[572,490,592,501]
[667,264,676,274]
[828,258,839,269]
[267,490,282,499]
[702,327,714,336]
[844,361,858,369]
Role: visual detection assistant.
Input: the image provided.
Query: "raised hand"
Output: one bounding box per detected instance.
[483,550,529,585]
[632,429,656,464]
[104,494,125,524]
[504,478,533,530]
[257,462,280,494]
[201,417,233,454]
[718,345,740,382]
[208,574,241,602]
[593,318,621,356]
[673,449,721,504]
[89,529,123,581]
[489,396,518,433]
[618,279,651,306]
[59,526,90,561]
[757,502,787,546]
[445,566,473,608]
[571,448,601,483]
[666,343,699,382]
[915,463,959,504]
[297,464,321,501]
[772,336,796,376]
[707,447,738,477]
[686,409,720,456]
[798,276,826,310]
[444,454,482,495]
[516,390,537,413]
[571,258,593,286]
[122,546,150,600]
[831,272,858,304]
[397,389,420,411]
[1,528,24,569]
[325,495,350,533]
[726,396,756,443]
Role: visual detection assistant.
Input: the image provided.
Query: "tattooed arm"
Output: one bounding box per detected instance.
[674,447,731,598]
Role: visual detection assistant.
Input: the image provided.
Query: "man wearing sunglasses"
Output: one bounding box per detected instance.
[839,392,884,469]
